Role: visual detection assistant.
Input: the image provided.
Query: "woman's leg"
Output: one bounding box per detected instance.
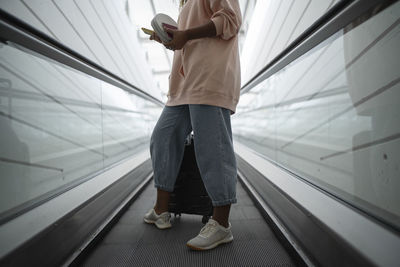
[188,104,237,227]
[150,105,192,214]
[154,189,171,215]
[212,205,231,228]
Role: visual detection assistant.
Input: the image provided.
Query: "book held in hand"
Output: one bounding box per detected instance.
[151,13,178,43]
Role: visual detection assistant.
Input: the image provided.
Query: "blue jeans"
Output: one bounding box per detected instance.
[150,104,237,206]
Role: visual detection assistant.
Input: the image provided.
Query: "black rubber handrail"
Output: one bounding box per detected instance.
[240,0,352,93]
[0,8,164,107]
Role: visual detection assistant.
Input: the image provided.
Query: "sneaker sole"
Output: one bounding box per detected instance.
[144,218,172,229]
[187,235,233,251]
[143,218,156,224]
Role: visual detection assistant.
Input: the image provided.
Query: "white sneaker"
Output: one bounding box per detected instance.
[186,219,233,250]
[143,208,172,229]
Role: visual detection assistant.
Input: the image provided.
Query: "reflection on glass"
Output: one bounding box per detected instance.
[0,42,161,221]
[233,2,400,229]
[101,82,158,167]
[241,0,341,84]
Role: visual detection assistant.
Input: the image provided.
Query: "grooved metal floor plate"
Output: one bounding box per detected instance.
[78,181,296,266]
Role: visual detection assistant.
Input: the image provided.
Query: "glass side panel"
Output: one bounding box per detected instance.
[101,82,158,168]
[0,42,161,220]
[233,2,400,229]
[241,0,341,84]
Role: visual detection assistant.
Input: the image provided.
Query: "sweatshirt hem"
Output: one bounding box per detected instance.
[166,92,239,114]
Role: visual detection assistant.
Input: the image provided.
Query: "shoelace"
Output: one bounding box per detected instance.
[199,220,218,237]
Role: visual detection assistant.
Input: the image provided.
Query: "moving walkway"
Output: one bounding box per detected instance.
[1,0,400,266]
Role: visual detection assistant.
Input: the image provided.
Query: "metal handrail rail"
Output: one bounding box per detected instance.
[0,8,164,107]
[240,0,393,94]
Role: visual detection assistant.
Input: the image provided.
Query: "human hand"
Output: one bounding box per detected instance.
[150,32,162,43]
[163,26,188,51]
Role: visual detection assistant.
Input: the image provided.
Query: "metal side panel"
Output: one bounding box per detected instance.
[0,159,153,267]
[234,142,400,266]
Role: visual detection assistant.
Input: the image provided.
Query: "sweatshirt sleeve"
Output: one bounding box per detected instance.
[208,0,242,40]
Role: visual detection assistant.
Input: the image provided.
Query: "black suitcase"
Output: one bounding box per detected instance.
[168,134,213,224]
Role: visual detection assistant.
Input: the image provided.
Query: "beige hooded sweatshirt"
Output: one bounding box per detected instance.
[166,0,242,114]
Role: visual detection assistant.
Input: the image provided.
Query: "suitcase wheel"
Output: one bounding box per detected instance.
[202,215,210,224]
